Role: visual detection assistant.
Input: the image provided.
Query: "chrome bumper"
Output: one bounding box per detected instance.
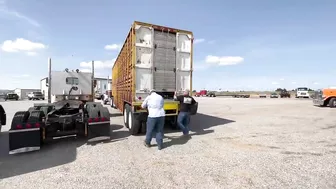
[313,99,324,106]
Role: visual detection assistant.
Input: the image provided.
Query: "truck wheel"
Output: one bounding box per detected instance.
[28,107,37,112]
[329,98,336,108]
[11,111,30,130]
[39,106,53,116]
[128,109,141,135]
[124,104,130,128]
[28,110,45,123]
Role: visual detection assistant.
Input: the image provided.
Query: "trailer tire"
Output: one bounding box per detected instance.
[128,110,141,135]
[329,98,336,108]
[11,111,30,130]
[123,104,130,128]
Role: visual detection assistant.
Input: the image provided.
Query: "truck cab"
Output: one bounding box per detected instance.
[313,88,336,108]
[296,87,310,98]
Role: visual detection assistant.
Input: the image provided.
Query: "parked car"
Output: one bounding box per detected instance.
[0,104,6,132]
[270,93,279,98]
[4,93,19,101]
[28,91,44,100]
[280,89,291,98]
[259,94,267,98]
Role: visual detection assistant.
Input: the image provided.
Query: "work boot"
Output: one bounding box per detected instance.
[143,141,150,148]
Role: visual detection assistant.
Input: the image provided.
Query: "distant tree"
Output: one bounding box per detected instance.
[192,90,196,92]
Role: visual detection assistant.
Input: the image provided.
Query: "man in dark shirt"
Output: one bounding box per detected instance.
[174,89,196,136]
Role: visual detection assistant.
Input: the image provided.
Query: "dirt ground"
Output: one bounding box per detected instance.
[0,97,335,189]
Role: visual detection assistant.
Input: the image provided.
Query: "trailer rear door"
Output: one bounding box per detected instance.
[153,30,176,92]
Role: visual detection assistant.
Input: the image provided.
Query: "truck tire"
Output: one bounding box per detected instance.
[123,104,130,128]
[28,110,45,123]
[28,107,37,112]
[11,111,30,130]
[39,106,53,116]
[128,109,141,135]
[329,98,336,108]
[99,106,110,119]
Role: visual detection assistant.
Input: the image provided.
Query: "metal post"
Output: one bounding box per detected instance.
[91,60,94,101]
[48,58,51,103]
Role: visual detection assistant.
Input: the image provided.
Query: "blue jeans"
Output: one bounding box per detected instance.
[145,116,165,147]
[177,112,190,135]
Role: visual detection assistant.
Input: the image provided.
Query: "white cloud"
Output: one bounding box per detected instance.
[80,58,116,69]
[194,38,205,44]
[205,55,244,65]
[12,74,30,78]
[272,82,279,85]
[105,44,121,50]
[0,3,40,27]
[1,38,46,54]
[291,81,297,84]
[26,52,37,56]
[279,78,285,81]
[313,82,319,85]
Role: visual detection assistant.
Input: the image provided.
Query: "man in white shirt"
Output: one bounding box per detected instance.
[141,89,165,150]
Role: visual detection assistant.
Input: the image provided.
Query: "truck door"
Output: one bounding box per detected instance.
[153,30,176,92]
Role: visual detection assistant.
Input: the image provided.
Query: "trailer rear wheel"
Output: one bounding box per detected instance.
[128,110,141,135]
[124,104,130,128]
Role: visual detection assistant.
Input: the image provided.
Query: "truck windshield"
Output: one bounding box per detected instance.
[66,77,79,85]
[33,92,42,95]
[297,88,308,91]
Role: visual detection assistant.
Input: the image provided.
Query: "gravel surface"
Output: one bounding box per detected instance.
[0,98,336,189]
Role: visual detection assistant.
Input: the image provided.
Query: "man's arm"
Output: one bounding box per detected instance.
[141,96,149,109]
[191,97,197,105]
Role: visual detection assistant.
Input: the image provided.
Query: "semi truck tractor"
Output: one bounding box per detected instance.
[313,88,336,107]
[110,21,197,135]
[8,59,111,155]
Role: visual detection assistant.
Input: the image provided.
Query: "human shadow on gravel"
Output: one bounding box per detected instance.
[162,113,235,149]
[0,124,129,179]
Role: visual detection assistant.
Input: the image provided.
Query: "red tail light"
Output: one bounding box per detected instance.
[26,123,32,128]
[16,124,22,129]
[138,97,142,100]
[35,123,41,128]
[101,117,106,121]
[88,118,93,123]
[94,117,99,122]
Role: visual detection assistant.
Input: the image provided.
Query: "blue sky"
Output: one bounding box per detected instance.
[0,0,335,91]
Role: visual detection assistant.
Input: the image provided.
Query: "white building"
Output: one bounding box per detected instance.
[40,77,111,100]
[14,88,41,100]
[94,77,112,95]
[40,77,49,100]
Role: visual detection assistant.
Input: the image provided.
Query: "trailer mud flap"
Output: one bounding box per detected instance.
[9,128,41,155]
[87,121,111,142]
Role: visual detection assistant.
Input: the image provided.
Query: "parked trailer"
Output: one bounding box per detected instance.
[8,59,111,155]
[110,21,197,135]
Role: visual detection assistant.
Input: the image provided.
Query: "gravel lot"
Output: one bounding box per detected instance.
[0,98,336,189]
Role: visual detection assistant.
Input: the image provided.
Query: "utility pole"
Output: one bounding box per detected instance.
[48,58,51,103]
[91,60,94,101]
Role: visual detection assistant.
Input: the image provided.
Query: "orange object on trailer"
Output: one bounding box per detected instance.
[110,21,196,135]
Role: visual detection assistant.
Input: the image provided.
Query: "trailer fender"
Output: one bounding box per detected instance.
[9,110,43,155]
